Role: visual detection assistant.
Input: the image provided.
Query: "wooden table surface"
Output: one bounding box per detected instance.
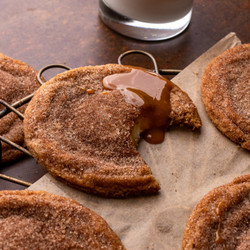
[0,0,249,190]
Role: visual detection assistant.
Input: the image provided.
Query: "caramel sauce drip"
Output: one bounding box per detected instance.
[102,66,175,144]
[214,201,227,249]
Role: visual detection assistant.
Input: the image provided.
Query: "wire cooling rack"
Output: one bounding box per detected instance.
[0,50,181,188]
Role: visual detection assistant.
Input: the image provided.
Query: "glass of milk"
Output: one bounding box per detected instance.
[99,0,194,41]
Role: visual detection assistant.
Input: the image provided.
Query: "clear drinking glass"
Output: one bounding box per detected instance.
[99,0,194,41]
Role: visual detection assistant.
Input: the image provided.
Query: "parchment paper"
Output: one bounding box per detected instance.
[29,32,250,250]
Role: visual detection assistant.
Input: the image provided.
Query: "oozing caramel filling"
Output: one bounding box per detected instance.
[214,201,226,248]
[102,66,175,144]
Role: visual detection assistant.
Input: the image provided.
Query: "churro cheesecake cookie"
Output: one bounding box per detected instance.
[0,53,40,163]
[24,64,201,197]
[0,190,125,249]
[201,44,250,150]
[182,174,250,249]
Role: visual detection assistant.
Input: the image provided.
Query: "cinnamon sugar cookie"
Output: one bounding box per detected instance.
[182,174,250,249]
[0,190,125,249]
[24,64,201,197]
[0,53,40,163]
[201,44,250,150]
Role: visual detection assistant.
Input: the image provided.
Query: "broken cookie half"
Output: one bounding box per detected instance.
[24,64,201,198]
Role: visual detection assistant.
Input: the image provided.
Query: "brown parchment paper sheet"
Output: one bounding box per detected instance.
[29,33,250,250]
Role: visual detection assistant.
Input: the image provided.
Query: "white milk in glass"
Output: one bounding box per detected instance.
[99,0,194,40]
[103,0,193,23]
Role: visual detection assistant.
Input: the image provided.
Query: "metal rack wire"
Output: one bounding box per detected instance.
[0,50,181,187]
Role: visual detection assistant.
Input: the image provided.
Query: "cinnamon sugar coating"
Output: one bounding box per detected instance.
[182,174,250,249]
[0,190,125,249]
[0,53,40,163]
[169,85,201,129]
[24,64,201,198]
[201,44,250,150]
